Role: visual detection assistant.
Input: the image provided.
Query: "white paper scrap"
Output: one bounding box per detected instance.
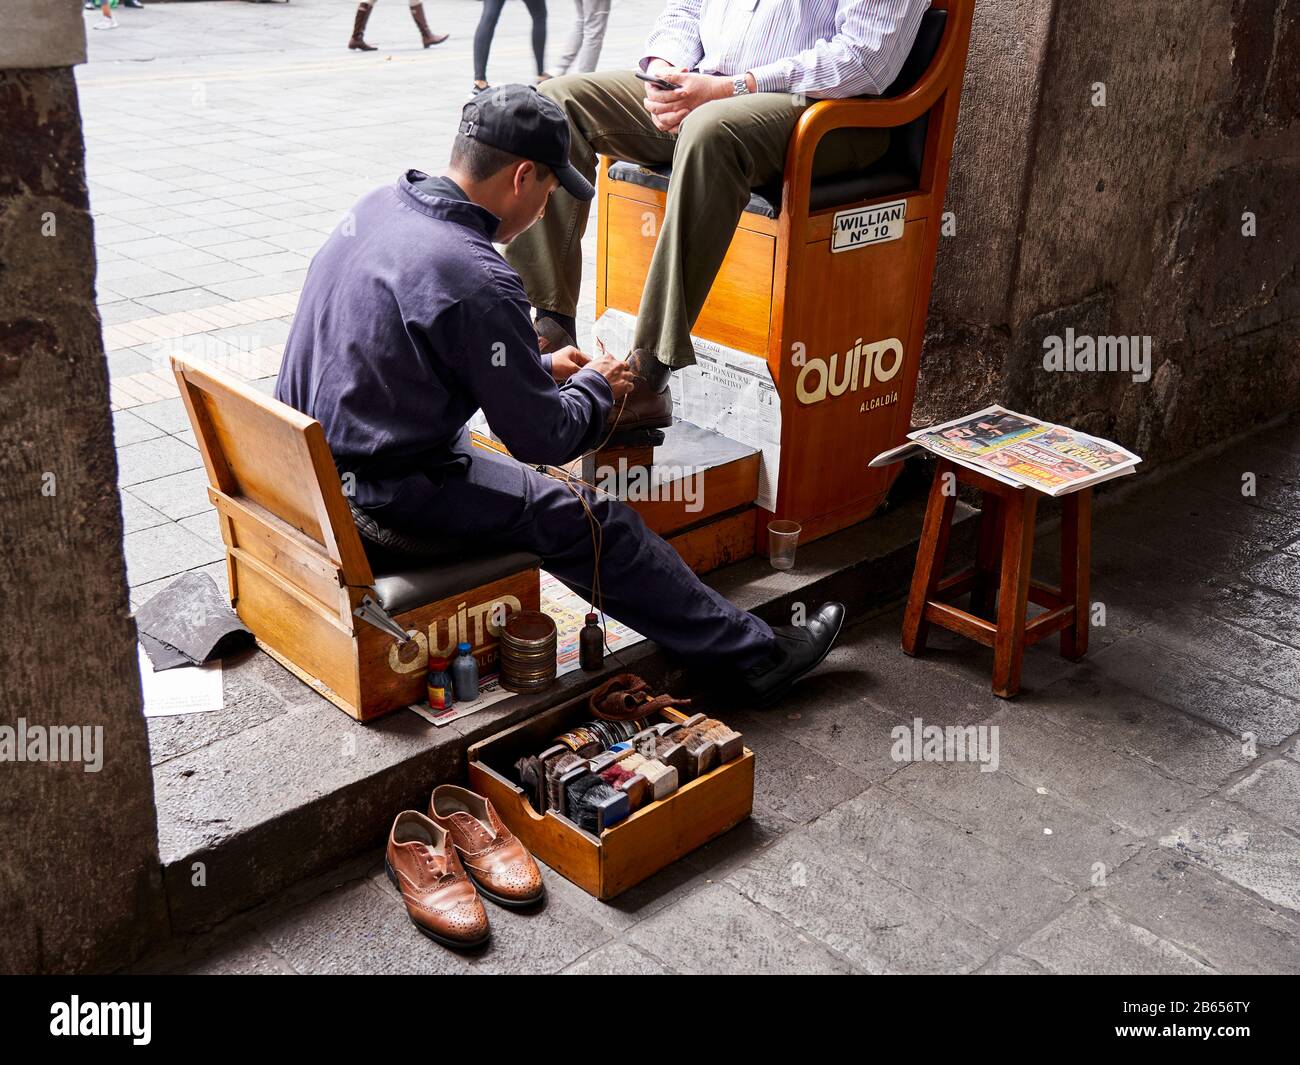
[138,645,222,718]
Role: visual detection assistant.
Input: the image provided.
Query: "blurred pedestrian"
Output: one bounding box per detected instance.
[348,1,448,51]
[87,0,118,30]
[552,0,609,75]
[473,0,550,95]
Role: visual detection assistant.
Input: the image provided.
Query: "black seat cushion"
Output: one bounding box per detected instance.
[607,8,947,218]
[370,549,540,617]
[349,499,539,616]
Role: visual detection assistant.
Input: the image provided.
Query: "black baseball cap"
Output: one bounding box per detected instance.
[458,84,594,201]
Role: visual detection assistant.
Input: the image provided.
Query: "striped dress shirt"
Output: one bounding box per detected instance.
[642,0,930,98]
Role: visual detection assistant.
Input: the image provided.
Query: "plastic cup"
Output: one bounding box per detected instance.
[767,519,801,570]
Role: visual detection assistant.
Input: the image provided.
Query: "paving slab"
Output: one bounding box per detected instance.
[1121,600,1300,704]
[1099,847,1300,975]
[1015,898,1215,975]
[123,520,225,587]
[713,711,871,826]
[725,822,999,974]
[561,940,673,975]
[624,882,859,974]
[118,489,170,536]
[1024,665,1254,791]
[1199,581,1300,654]
[883,759,1145,890]
[978,952,1051,975]
[127,468,217,520]
[1223,758,1300,830]
[803,788,1076,941]
[254,880,472,976]
[987,707,1207,837]
[1088,636,1300,746]
[116,434,203,487]
[170,930,298,977]
[1158,799,1300,913]
[1245,549,1300,601]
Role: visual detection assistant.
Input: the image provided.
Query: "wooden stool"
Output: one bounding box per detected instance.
[901,458,1092,698]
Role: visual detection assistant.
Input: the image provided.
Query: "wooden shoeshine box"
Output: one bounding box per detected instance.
[468,693,754,900]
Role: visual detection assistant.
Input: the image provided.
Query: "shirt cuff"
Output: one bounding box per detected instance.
[748,60,792,94]
[641,37,691,72]
[539,352,553,377]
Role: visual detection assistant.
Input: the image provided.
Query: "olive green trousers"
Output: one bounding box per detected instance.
[505,69,888,366]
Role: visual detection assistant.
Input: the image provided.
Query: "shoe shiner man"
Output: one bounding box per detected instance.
[276,87,844,703]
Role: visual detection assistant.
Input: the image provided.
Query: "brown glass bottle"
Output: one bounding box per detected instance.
[579,612,604,671]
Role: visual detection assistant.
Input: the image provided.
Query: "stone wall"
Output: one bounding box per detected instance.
[0,9,167,973]
[921,0,1299,463]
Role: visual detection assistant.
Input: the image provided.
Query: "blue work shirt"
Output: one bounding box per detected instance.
[275,170,612,521]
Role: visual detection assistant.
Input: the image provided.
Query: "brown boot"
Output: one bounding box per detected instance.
[607,349,674,433]
[348,2,378,50]
[411,3,448,47]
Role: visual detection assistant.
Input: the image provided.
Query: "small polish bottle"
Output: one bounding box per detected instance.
[451,641,480,702]
[579,613,605,671]
[427,655,454,712]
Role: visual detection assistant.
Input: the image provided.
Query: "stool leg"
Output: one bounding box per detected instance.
[902,460,958,657]
[1059,487,1092,661]
[992,489,1037,698]
[969,493,1003,619]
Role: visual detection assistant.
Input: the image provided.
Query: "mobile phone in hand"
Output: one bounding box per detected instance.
[635,71,679,91]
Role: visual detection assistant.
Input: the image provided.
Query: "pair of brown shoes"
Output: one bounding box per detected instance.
[386,785,544,950]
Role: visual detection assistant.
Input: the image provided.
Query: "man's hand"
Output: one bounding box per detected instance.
[641,63,734,133]
[587,354,636,401]
[549,345,591,382]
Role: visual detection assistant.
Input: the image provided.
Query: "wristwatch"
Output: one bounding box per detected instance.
[732,73,751,97]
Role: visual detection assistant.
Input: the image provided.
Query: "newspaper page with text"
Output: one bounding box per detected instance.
[871,405,1141,495]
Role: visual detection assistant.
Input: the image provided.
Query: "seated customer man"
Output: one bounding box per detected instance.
[275,87,844,704]
[506,0,931,432]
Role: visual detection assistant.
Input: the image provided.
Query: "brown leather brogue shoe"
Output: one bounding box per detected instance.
[606,348,673,433]
[386,810,490,948]
[429,785,545,908]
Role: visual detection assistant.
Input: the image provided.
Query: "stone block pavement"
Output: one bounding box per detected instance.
[80,2,1300,974]
[82,0,666,607]
[133,417,1300,975]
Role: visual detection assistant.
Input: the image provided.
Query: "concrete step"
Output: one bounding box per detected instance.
[147,474,977,934]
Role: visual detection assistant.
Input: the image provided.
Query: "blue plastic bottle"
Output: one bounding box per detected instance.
[451,641,480,702]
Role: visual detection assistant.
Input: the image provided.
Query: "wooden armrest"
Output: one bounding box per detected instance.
[780,0,971,216]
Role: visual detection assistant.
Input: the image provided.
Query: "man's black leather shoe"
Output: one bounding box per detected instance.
[742,602,846,706]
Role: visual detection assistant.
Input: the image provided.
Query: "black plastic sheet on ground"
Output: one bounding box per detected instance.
[133,571,251,671]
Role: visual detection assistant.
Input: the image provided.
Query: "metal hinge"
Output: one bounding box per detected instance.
[352,594,414,644]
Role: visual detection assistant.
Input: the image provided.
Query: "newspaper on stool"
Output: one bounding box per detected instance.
[871,404,1141,496]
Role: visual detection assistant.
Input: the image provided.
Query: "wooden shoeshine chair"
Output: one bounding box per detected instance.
[596,0,975,556]
[172,357,540,721]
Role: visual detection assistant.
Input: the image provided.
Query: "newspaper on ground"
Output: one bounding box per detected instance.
[594,309,781,510]
[408,674,514,727]
[408,570,646,726]
[870,404,1141,496]
[540,569,644,673]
